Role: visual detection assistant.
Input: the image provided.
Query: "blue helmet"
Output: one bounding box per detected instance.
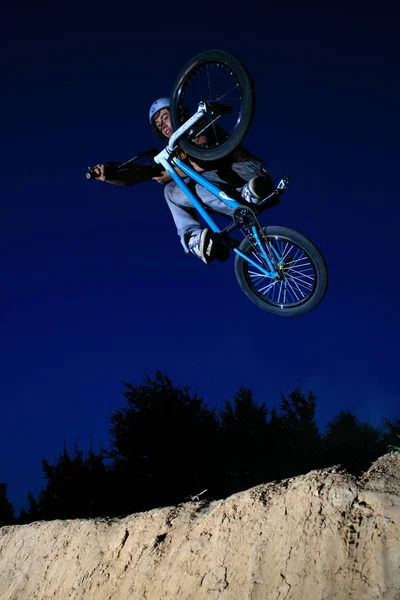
[149,97,170,124]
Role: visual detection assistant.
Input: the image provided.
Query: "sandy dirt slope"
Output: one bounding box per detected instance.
[0,453,399,599]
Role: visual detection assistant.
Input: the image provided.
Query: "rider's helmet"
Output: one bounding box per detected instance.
[149,97,170,124]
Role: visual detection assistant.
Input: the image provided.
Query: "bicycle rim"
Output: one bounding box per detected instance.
[171,50,253,158]
[246,235,319,309]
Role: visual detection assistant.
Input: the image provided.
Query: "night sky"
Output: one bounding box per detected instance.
[2,3,399,515]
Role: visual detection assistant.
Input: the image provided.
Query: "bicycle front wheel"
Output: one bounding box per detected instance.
[234,227,328,316]
[170,49,254,161]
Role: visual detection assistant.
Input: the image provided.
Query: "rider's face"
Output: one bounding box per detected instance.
[153,108,173,138]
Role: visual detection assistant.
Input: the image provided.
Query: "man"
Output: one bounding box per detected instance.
[89,98,274,264]
[149,98,274,263]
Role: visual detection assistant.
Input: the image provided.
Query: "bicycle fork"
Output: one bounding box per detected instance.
[232,208,284,280]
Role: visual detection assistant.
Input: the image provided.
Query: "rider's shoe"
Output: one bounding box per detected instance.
[187,228,215,264]
[241,176,273,204]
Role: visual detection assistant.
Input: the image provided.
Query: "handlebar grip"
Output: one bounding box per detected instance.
[86,171,100,179]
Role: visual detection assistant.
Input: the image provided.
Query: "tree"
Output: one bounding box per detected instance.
[272,387,324,478]
[107,370,220,513]
[18,492,40,524]
[323,410,382,474]
[381,417,400,454]
[16,373,394,523]
[18,442,109,523]
[0,484,15,526]
[218,386,269,494]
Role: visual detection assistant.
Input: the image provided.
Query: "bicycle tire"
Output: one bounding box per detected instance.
[234,226,328,316]
[170,49,254,161]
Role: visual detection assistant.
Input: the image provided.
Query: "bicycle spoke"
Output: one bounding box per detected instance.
[245,234,318,307]
[214,82,240,103]
[177,60,243,149]
[285,274,312,294]
[283,279,302,303]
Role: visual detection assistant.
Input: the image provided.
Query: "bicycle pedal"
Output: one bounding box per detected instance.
[213,243,230,263]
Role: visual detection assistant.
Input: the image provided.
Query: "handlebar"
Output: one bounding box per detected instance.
[86,171,99,179]
[87,149,160,180]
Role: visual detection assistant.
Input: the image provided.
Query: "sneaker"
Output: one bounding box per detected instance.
[187,228,215,264]
[241,176,273,204]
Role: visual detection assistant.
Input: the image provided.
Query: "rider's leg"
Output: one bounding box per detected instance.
[197,161,274,206]
[164,179,230,264]
[164,180,200,250]
[231,161,274,186]
[163,161,274,260]
[235,161,275,203]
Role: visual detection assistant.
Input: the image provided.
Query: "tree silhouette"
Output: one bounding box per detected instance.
[381,417,400,453]
[218,386,269,495]
[323,410,382,474]
[14,370,398,523]
[0,484,15,526]
[269,387,324,479]
[19,442,109,522]
[18,492,40,524]
[107,370,220,513]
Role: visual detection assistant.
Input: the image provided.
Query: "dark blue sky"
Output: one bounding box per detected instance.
[1,3,399,514]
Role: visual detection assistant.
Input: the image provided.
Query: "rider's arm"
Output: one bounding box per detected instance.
[88,163,134,185]
[152,164,188,183]
[89,162,165,186]
[152,147,197,183]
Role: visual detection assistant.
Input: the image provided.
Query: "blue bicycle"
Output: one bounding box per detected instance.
[89,50,328,317]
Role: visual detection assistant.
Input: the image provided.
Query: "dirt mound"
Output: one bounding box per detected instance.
[1,453,399,599]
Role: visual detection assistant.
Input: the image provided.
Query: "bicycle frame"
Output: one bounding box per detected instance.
[154,103,289,278]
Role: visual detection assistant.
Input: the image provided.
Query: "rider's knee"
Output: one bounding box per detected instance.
[163,180,175,200]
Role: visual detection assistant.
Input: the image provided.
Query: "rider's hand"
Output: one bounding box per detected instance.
[189,159,205,173]
[88,164,107,181]
[152,170,172,184]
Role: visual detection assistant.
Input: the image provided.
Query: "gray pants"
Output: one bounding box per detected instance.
[164,161,271,252]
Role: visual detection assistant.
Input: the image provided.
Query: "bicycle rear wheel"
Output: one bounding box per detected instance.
[170,49,254,161]
[234,226,328,316]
